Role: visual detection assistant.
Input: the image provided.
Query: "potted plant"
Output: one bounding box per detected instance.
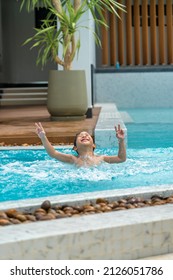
[18,0,125,119]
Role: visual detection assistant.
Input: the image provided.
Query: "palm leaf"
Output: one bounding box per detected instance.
[19,0,126,68]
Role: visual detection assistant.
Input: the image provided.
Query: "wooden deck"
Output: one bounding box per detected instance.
[0,105,101,146]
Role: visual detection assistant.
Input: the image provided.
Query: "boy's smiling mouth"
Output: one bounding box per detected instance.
[81,138,90,142]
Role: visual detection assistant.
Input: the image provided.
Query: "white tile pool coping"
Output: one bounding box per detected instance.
[94,103,127,148]
[0,171,173,260]
[0,196,173,260]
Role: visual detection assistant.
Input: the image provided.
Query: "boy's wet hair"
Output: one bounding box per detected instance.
[73,132,81,147]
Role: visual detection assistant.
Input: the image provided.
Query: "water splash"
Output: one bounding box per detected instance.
[0,147,173,202]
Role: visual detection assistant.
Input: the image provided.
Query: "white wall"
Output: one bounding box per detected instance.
[73,11,96,107]
[95,71,173,108]
[58,10,96,108]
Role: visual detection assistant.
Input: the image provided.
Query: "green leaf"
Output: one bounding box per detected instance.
[19,0,126,68]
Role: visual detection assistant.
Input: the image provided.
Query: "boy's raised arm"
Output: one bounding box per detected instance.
[103,125,126,164]
[35,123,76,163]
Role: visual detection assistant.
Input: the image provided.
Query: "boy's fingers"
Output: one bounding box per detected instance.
[115,124,121,131]
[39,122,44,130]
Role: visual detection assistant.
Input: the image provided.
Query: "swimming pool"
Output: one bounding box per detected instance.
[1,143,173,202]
[123,108,173,148]
[126,123,173,148]
[1,106,173,203]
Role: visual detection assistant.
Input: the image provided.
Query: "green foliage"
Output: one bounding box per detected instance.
[18,0,126,69]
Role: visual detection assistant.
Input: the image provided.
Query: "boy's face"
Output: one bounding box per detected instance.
[73,131,95,153]
[76,131,94,146]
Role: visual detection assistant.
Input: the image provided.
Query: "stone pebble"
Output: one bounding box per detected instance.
[0,195,173,226]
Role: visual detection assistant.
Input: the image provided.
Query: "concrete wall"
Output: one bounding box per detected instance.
[0,0,55,83]
[0,1,95,109]
[95,71,173,109]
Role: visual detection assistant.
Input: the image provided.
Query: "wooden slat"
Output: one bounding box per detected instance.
[0,98,47,102]
[142,0,149,65]
[150,0,157,65]
[0,106,100,145]
[100,0,172,67]
[134,0,141,65]
[110,13,116,65]
[166,0,173,64]
[126,0,133,65]
[0,93,47,96]
[0,87,47,91]
[101,8,109,66]
[158,0,165,64]
[117,0,124,65]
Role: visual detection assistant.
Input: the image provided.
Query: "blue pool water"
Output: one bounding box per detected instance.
[126,108,173,124]
[124,108,173,149]
[1,107,173,203]
[126,123,173,148]
[0,145,173,202]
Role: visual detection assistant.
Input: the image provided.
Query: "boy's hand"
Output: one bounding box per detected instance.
[115,124,125,142]
[35,122,46,139]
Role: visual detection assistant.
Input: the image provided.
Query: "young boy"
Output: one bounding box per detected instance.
[35,122,126,167]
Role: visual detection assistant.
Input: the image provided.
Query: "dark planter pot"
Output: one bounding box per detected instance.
[47,70,88,120]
